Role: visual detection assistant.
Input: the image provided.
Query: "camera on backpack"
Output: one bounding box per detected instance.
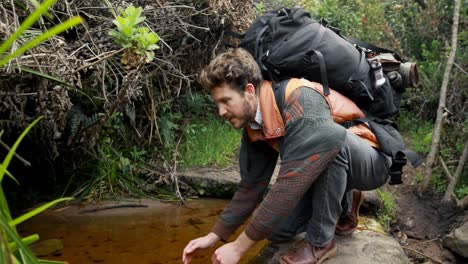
[375,53,419,92]
[399,62,419,88]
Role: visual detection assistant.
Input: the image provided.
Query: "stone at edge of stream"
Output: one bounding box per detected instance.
[256,229,410,264]
[178,168,240,198]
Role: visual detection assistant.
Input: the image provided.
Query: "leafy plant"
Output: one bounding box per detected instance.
[397,112,434,154]
[255,2,267,15]
[0,117,73,264]
[109,5,160,65]
[376,189,396,230]
[0,0,82,67]
[455,184,468,200]
[75,136,149,203]
[179,116,242,168]
[414,171,424,183]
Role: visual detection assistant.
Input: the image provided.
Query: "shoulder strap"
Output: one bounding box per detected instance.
[272,79,290,114]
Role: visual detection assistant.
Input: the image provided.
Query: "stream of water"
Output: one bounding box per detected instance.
[18,198,266,264]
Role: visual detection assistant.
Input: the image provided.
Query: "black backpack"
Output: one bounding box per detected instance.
[224,7,422,184]
[225,7,419,120]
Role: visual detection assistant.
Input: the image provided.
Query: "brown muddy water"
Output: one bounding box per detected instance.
[18,198,266,264]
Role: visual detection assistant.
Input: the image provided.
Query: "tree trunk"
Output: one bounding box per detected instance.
[421,0,461,191]
[444,140,468,200]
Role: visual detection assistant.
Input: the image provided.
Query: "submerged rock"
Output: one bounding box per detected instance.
[29,238,63,257]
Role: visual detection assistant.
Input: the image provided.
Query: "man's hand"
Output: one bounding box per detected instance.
[182,232,220,264]
[211,232,256,264]
[211,242,243,264]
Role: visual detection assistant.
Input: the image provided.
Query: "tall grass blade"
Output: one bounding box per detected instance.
[0,16,82,67]
[18,66,74,87]
[17,66,97,107]
[0,213,39,264]
[0,116,42,183]
[0,116,42,221]
[0,188,12,223]
[5,170,20,185]
[8,234,39,252]
[0,228,14,264]
[10,197,73,227]
[38,260,68,264]
[0,0,57,56]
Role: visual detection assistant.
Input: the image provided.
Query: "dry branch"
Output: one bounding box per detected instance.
[402,246,442,263]
[0,139,31,166]
[421,0,461,191]
[444,139,468,202]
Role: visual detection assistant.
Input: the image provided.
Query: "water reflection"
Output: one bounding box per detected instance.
[18,199,266,263]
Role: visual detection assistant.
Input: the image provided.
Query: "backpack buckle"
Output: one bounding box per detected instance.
[388,153,407,185]
[389,171,403,185]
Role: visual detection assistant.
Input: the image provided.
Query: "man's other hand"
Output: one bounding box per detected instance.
[182,232,220,264]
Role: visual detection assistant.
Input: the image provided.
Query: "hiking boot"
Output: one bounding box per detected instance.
[335,190,364,236]
[279,239,337,264]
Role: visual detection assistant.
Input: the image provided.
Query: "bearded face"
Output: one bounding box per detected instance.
[210,83,257,129]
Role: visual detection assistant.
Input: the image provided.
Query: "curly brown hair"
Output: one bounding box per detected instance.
[199,48,263,94]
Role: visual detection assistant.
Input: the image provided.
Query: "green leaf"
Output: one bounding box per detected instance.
[10,197,73,227]
[0,16,82,67]
[147,44,159,51]
[137,27,149,34]
[27,0,52,17]
[146,51,154,62]
[0,117,42,183]
[121,26,133,38]
[5,170,20,186]
[38,260,68,264]
[0,0,57,57]
[8,234,39,252]
[17,66,74,87]
[0,188,11,224]
[135,16,146,25]
[0,117,42,222]
[146,32,160,43]
[0,213,39,263]
[112,18,123,31]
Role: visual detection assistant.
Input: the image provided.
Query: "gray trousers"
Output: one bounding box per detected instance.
[269,131,391,247]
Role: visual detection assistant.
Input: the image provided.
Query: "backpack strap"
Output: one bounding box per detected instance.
[255,25,275,81]
[306,23,330,96]
[272,79,290,114]
[311,50,330,96]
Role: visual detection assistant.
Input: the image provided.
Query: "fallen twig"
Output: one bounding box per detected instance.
[0,139,31,166]
[72,48,124,73]
[79,203,148,213]
[402,246,443,264]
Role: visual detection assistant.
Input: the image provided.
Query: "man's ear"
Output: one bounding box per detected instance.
[245,83,256,99]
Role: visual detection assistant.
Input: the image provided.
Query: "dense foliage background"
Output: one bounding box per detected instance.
[0,0,466,205]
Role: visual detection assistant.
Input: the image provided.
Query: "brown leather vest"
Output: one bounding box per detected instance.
[247,78,379,150]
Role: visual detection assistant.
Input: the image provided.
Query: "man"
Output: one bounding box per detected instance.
[182,48,390,264]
